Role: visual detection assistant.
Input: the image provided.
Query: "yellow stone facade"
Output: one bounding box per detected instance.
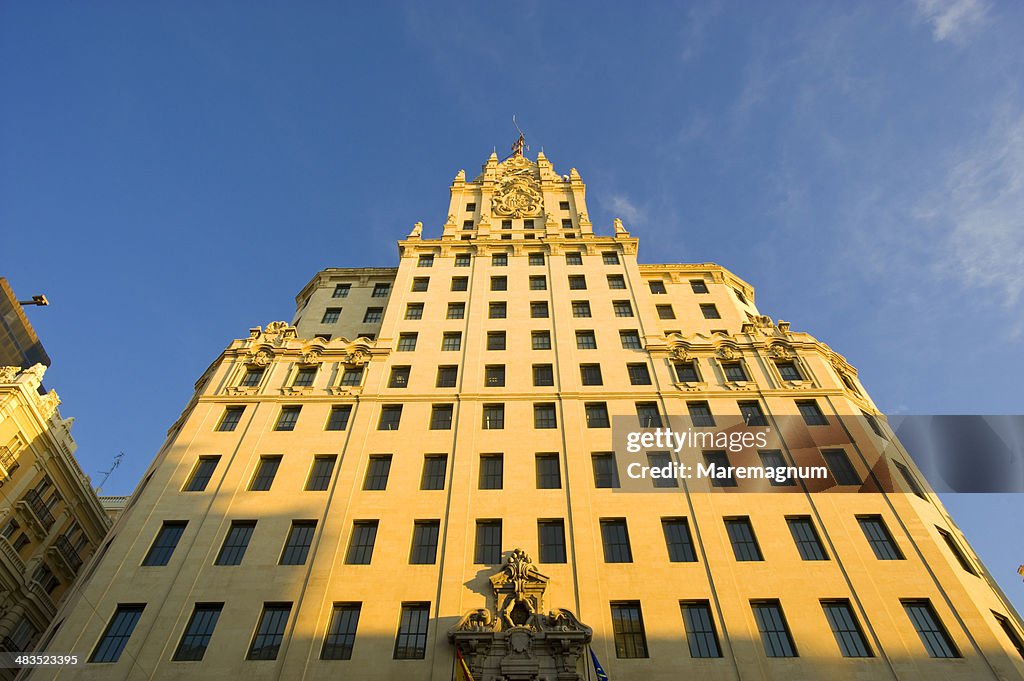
[32,147,1024,680]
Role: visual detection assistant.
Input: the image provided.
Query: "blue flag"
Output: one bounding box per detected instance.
[590,648,609,681]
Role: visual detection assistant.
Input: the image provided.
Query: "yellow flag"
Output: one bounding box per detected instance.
[456,649,476,681]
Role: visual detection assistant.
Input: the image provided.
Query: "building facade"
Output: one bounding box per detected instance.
[31,146,1024,680]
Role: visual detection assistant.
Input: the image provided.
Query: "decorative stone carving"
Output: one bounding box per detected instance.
[492,157,543,218]
[301,349,322,366]
[614,217,628,235]
[265,321,288,334]
[0,366,19,383]
[246,348,274,367]
[344,349,369,366]
[716,346,737,360]
[408,221,423,238]
[768,344,793,360]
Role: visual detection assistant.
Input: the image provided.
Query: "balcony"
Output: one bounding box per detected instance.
[15,490,55,540]
[0,536,26,575]
[26,580,56,619]
[0,446,18,485]
[48,535,83,578]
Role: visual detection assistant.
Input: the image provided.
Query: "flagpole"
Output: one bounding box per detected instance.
[450,646,456,681]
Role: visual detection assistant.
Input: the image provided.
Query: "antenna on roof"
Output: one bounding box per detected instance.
[96,451,124,492]
[510,115,528,158]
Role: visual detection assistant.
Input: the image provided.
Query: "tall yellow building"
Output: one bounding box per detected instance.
[32,144,1024,680]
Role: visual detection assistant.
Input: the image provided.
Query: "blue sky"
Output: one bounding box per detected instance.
[2,2,1023,609]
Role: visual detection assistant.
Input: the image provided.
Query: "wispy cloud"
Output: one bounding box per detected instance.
[606,193,644,225]
[912,0,989,44]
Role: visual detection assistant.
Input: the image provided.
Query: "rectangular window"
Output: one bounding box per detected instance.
[360,307,382,324]
[247,603,292,660]
[649,280,667,294]
[647,452,677,488]
[568,275,587,290]
[722,361,748,382]
[776,361,802,380]
[217,407,244,432]
[490,276,508,291]
[690,279,709,293]
[612,300,633,317]
[173,603,223,661]
[280,520,317,565]
[600,519,633,563]
[822,600,872,657]
[994,612,1024,660]
[340,366,364,386]
[565,252,583,265]
[216,521,255,566]
[725,517,763,560]
[184,456,220,492]
[797,400,828,425]
[89,604,144,663]
[443,301,466,320]
[538,519,567,563]
[482,404,505,429]
[858,515,904,560]
[442,332,462,351]
[404,303,423,320]
[326,405,352,431]
[571,300,592,317]
[662,518,697,562]
[738,400,767,425]
[580,363,603,386]
[675,361,699,382]
[562,218,573,229]
[533,364,554,387]
[417,254,434,267]
[450,277,469,293]
[345,521,378,564]
[863,410,885,437]
[322,308,341,324]
[142,521,187,566]
[592,453,619,488]
[787,517,828,560]
[492,253,508,267]
[321,603,361,660]
[534,403,557,429]
[535,453,561,488]
[411,277,429,292]
[372,283,391,297]
[409,520,440,564]
[484,364,506,387]
[687,401,715,427]
[530,301,549,318]
[436,366,458,388]
[274,406,301,432]
[700,303,721,319]
[529,275,547,290]
[610,602,648,658]
[394,604,429,659]
[332,284,350,298]
[752,601,797,657]
[575,330,597,349]
[429,404,454,430]
[585,403,610,428]
[903,599,959,658]
[489,302,507,319]
[602,251,620,265]
[363,455,392,490]
[455,253,471,267]
[250,456,282,491]
[388,366,411,388]
[306,456,337,491]
[463,220,474,230]
[479,454,504,489]
[656,304,675,319]
[619,330,642,349]
[937,527,977,575]
[607,274,626,289]
[487,332,506,351]
[397,333,418,351]
[532,331,551,350]
[636,402,662,428]
[681,601,721,658]
[241,366,265,387]
[895,460,928,499]
[421,455,448,490]
[759,450,795,486]
[627,363,651,385]
[377,405,402,430]
[475,520,502,564]
[823,449,860,485]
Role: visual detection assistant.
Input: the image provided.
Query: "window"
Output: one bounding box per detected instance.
[325,405,352,432]
[345,521,378,564]
[184,456,220,492]
[455,253,471,267]
[903,600,959,658]
[656,304,675,319]
[249,456,282,491]
[322,308,341,324]
[492,253,508,267]
[421,455,447,490]
[576,330,597,349]
[524,219,537,230]
[436,366,458,388]
[535,453,561,488]
[610,602,647,658]
[752,601,797,657]
[530,301,549,318]
[274,407,301,432]
[306,456,337,491]
[568,275,587,290]
[627,363,651,385]
[600,519,633,562]
[444,277,467,294]
[616,331,641,351]
[797,400,828,425]
[822,449,860,485]
[776,361,802,380]
[340,366,364,386]
[690,279,709,293]
[738,400,767,426]
[528,252,545,265]
[858,516,903,560]
[580,364,603,386]
[534,403,557,429]
[377,405,402,430]
[561,218,573,229]
[490,276,507,292]
[592,453,619,488]
[217,407,244,432]
[372,283,391,297]
[479,454,503,489]
[321,604,361,660]
[585,402,610,428]
[241,366,265,387]
[533,364,554,386]
[994,612,1024,660]
[535,519,567,563]
[466,202,476,212]
[687,401,715,427]
[489,302,507,319]
[529,275,547,291]
[89,604,144,663]
[647,452,677,488]
[173,603,223,661]
[482,404,505,429]
[612,300,633,317]
[725,517,763,560]
[411,277,429,292]
[394,604,429,659]
[441,332,462,351]
[475,521,502,564]
[721,361,748,382]
[681,601,721,658]
[649,280,667,294]
[363,455,392,490]
[559,201,570,210]
[662,518,697,562]
[862,410,885,437]
[894,460,927,499]
[247,604,292,660]
[484,365,506,387]
[430,404,454,430]
[142,521,187,566]
[565,252,583,265]
[937,527,976,575]
[417,254,434,267]
[404,303,423,320]
[636,402,662,428]
[607,274,626,289]
[332,284,350,298]
[216,521,255,565]
[409,520,440,564]
[759,450,795,486]
[487,332,506,351]
[571,300,592,317]
[602,251,620,265]
[821,600,871,657]
[397,333,418,351]
[674,361,699,382]
[532,331,551,349]
[702,450,736,487]
[280,521,317,565]
[787,517,828,560]
[463,220,474,230]
[359,308,383,325]
[445,303,466,320]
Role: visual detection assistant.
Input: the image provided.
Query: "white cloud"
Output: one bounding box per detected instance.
[912,0,989,44]
[606,194,644,226]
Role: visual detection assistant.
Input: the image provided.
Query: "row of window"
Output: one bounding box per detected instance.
[329,276,721,300]
[414,251,620,267]
[392,328,647,351]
